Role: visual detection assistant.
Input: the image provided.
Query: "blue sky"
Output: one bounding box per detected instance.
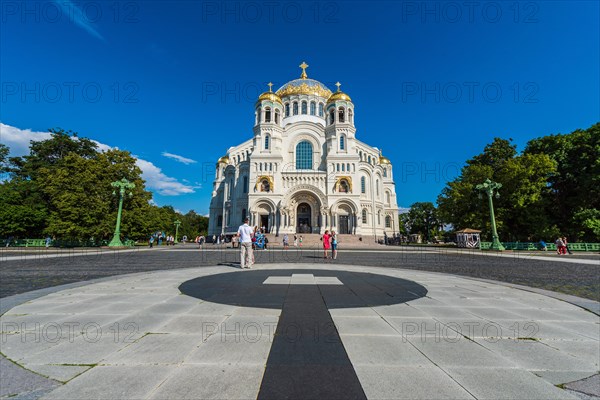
[1,1,598,214]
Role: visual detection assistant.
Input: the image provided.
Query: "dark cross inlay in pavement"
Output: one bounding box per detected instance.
[179,269,427,399]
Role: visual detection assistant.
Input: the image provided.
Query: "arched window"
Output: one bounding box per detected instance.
[376,179,380,197]
[383,168,387,178]
[385,215,391,228]
[340,135,345,150]
[301,101,307,114]
[295,140,313,170]
[341,163,345,172]
[359,151,362,160]
[237,155,240,164]
[310,101,316,115]
[293,102,298,115]
[347,163,350,171]
[361,176,366,194]
[386,191,390,205]
[348,109,353,123]
[329,109,335,125]
[285,103,290,117]
[368,155,372,164]
[274,110,280,124]
[243,176,248,193]
[362,209,367,224]
[265,107,271,123]
[318,103,324,117]
[336,163,340,172]
[264,134,270,150]
[338,107,345,123]
[378,211,381,225]
[257,107,261,123]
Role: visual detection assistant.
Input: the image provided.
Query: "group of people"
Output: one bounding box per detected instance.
[282,234,303,248]
[236,218,342,269]
[554,237,573,255]
[211,234,226,245]
[149,232,169,247]
[321,230,338,259]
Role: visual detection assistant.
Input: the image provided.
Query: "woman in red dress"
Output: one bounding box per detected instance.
[322,230,331,259]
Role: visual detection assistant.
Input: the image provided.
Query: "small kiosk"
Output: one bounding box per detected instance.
[455,228,481,248]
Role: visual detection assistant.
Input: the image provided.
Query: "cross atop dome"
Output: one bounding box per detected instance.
[267,82,273,92]
[335,82,342,92]
[299,61,309,79]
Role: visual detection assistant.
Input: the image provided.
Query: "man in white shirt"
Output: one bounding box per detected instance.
[237,217,254,269]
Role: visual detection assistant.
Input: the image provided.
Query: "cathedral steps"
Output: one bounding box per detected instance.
[261,233,381,248]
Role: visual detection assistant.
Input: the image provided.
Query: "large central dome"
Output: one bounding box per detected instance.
[275,62,332,99]
[276,78,332,98]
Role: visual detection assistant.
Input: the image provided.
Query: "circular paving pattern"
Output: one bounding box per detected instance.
[1,263,598,399]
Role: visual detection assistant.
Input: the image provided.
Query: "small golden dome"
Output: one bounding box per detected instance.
[258,82,282,105]
[217,155,229,164]
[379,155,391,165]
[258,91,283,104]
[327,81,352,103]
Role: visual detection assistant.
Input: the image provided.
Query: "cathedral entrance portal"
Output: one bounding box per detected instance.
[297,203,312,233]
[260,215,269,232]
[339,216,350,234]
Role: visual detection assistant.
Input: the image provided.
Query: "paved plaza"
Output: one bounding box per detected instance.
[1,249,599,400]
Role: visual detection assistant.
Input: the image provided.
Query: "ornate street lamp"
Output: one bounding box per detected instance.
[174,219,181,244]
[476,178,505,251]
[109,178,135,247]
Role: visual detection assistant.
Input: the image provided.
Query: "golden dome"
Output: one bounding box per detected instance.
[276,79,332,98]
[217,155,229,164]
[258,82,282,104]
[274,62,333,99]
[327,82,352,103]
[379,155,391,165]
[258,91,282,104]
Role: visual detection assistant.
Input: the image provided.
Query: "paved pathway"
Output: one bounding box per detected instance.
[1,263,598,399]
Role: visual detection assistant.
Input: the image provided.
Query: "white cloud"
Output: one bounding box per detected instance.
[53,0,105,41]
[0,123,52,156]
[0,123,197,196]
[162,152,197,165]
[135,158,198,196]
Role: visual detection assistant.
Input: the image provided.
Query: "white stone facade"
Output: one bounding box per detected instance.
[208,66,399,237]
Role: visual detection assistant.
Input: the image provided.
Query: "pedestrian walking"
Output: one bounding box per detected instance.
[283,233,289,249]
[45,236,52,248]
[563,237,572,255]
[299,235,303,247]
[331,230,338,259]
[212,234,216,244]
[149,234,155,248]
[237,217,254,269]
[293,235,298,247]
[322,230,331,259]
[555,237,566,255]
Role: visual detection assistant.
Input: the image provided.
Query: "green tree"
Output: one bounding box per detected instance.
[403,202,441,242]
[525,123,600,240]
[438,137,558,241]
[0,128,171,242]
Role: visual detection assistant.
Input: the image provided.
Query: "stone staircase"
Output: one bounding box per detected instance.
[262,233,381,248]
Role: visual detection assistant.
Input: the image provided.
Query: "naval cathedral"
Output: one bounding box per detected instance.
[208,63,400,237]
